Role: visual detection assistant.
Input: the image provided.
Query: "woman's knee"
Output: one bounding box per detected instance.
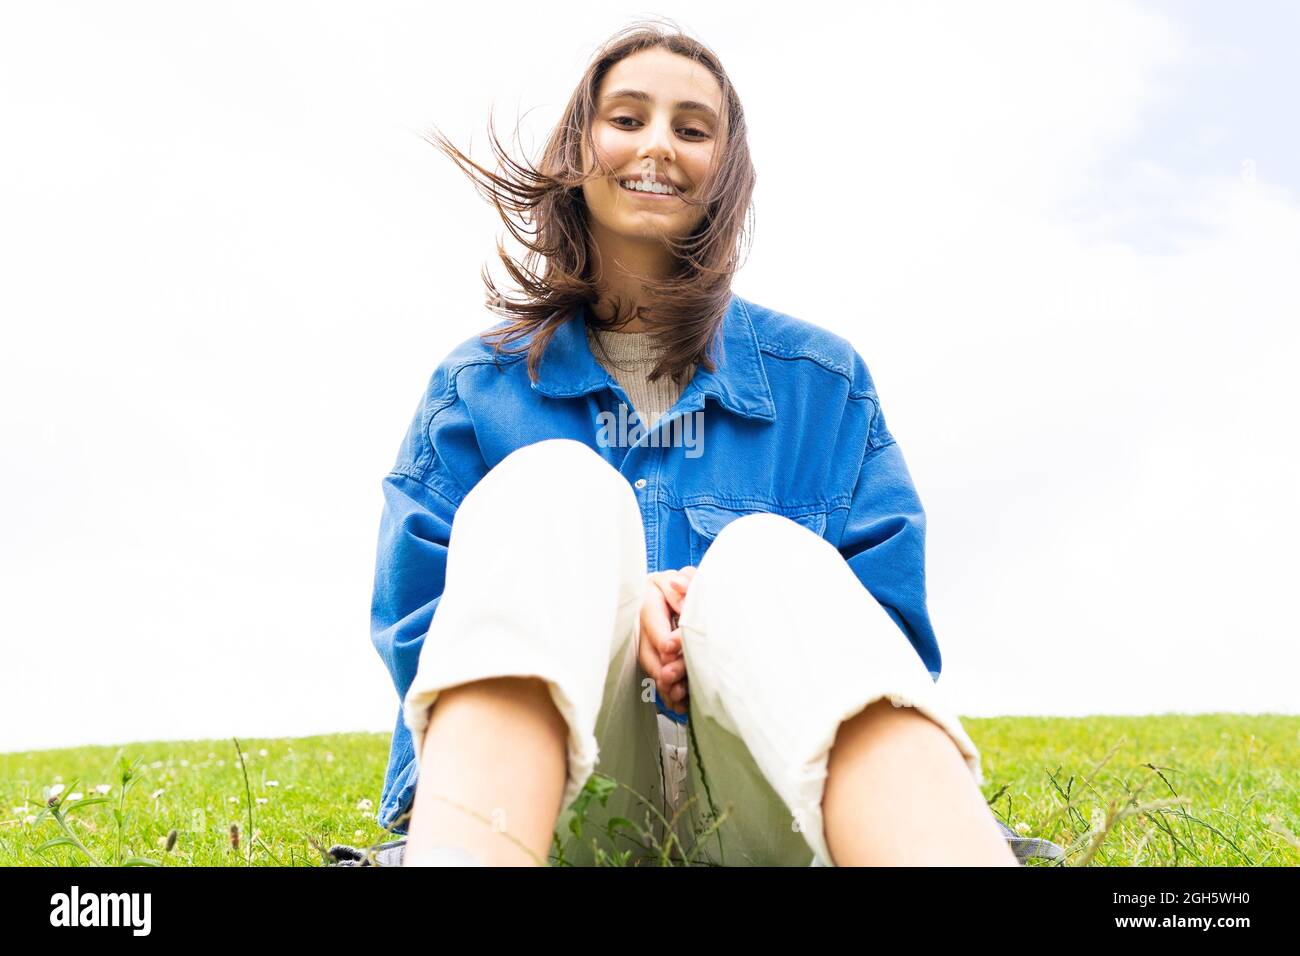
[703,511,828,582]
[465,438,633,516]
[681,511,847,656]
[500,437,604,473]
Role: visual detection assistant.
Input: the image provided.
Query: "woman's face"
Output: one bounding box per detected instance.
[581,47,725,246]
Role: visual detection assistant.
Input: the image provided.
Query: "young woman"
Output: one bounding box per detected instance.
[369,21,1020,867]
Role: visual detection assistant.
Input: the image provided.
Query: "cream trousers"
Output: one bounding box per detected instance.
[403,438,983,866]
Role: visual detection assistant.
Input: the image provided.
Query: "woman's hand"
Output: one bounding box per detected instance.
[638,566,697,715]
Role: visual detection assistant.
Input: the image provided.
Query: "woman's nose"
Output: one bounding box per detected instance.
[638,120,675,160]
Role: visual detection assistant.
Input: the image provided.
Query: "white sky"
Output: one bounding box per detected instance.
[2,1,1296,753]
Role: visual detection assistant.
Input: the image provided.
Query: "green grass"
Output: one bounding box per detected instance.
[2,714,1297,866]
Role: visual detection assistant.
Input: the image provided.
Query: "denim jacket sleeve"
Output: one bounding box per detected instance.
[370,368,487,705]
[653,687,685,723]
[837,356,942,680]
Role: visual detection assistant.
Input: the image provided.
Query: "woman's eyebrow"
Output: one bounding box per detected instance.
[602,88,718,123]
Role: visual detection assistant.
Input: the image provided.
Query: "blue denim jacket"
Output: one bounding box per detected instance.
[369,292,941,833]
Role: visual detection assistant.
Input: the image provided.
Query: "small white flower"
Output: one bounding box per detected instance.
[150,760,164,769]
[12,805,29,815]
[95,784,111,795]
[179,759,189,767]
[216,760,225,767]
[47,783,65,799]
[1090,808,1106,832]
[266,780,279,788]
[67,792,83,802]
[256,797,268,805]
[229,796,239,803]
[23,815,37,826]
[1015,821,1031,834]
[258,748,268,757]
[150,788,165,800]
[207,752,216,759]
[356,798,373,811]
[353,829,364,838]
[324,752,334,762]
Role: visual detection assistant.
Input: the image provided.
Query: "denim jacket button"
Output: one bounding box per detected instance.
[634,478,647,489]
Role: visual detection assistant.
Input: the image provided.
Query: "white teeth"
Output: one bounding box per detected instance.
[620,179,676,195]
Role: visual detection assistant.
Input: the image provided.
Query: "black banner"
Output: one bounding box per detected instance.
[0,865,1288,938]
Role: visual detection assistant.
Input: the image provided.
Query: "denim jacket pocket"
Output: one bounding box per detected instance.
[684,503,829,567]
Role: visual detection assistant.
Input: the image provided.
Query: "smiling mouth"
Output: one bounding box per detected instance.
[617,178,683,198]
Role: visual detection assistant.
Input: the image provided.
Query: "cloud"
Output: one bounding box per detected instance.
[0,2,1295,750]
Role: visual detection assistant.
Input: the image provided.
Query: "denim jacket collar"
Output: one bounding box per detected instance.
[530,293,777,423]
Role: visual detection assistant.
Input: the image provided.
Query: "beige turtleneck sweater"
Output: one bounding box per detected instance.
[585,324,695,432]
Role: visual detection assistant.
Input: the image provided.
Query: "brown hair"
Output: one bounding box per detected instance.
[420,17,756,387]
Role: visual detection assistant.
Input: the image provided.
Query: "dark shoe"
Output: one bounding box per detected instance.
[324,838,407,867]
[991,816,1065,864]
[325,839,490,866]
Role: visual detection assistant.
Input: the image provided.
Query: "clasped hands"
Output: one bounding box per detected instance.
[638,566,696,716]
